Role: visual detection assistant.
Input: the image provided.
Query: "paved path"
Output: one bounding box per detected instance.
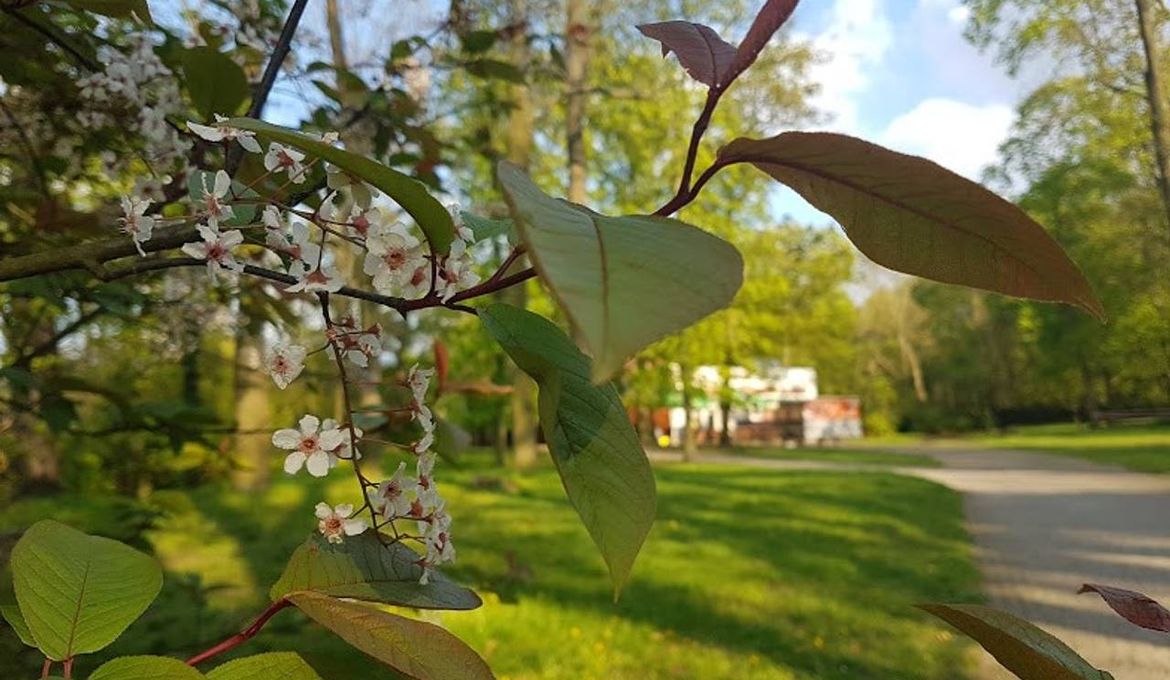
[654,448,1170,679]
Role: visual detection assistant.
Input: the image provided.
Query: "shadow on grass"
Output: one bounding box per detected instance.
[1,461,981,680]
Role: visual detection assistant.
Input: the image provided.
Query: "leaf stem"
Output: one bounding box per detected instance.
[654,88,723,216]
[185,598,292,666]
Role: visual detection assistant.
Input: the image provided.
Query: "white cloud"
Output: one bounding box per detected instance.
[878,98,1015,179]
[804,0,893,134]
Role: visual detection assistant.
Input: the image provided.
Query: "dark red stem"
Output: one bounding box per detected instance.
[185,598,292,666]
[654,87,725,216]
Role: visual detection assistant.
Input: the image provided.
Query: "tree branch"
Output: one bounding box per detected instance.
[1,6,99,72]
[226,0,309,174]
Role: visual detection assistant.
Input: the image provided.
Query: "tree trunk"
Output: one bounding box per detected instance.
[1135,0,1170,233]
[505,0,539,469]
[681,377,697,461]
[565,0,592,204]
[230,327,271,490]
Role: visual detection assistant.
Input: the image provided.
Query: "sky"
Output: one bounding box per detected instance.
[774,0,1040,226]
[233,0,1043,234]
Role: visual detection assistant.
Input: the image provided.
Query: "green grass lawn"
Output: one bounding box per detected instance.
[723,446,939,467]
[958,422,1170,473]
[1,459,979,679]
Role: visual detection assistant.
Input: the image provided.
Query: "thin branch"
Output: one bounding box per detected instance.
[225,0,309,174]
[0,99,49,198]
[1,7,99,72]
[185,599,292,667]
[654,89,722,216]
[11,307,104,368]
[250,0,309,118]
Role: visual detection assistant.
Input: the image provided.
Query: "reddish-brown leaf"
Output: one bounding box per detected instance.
[1079,584,1170,633]
[636,21,736,88]
[725,0,800,85]
[717,132,1105,319]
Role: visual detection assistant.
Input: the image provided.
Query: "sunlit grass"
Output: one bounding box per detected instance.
[2,460,979,679]
[960,422,1170,473]
[722,446,938,467]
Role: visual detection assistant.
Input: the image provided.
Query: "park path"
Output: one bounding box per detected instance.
[653,447,1170,679]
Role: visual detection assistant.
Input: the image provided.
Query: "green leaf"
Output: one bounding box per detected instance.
[207,652,322,680]
[717,133,1105,320]
[225,118,455,254]
[460,30,499,54]
[465,59,525,83]
[1,603,36,647]
[497,161,743,382]
[65,0,152,23]
[479,304,656,597]
[269,532,480,611]
[90,655,205,680]
[460,211,515,242]
[920,604,1115,680]
[288,592,494,680]
[432,416,471,462]
[181,47,249,120]
[11,520,163,660]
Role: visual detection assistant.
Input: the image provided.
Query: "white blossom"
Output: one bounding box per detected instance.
[418,501,455,584]
[119,195,155,256]
[286,262,343,293]
[274,414,344,477]
[266,342,306,390]
[199,170,234,228]
[326,164,374,209]
[315,502,367,544]
[180,225,244,282]
[264,142,307,183]
[186,114,262,153]
[322,418,362,461]
[363,221,425,296]
[406,364,433,404]
[368,462,414,518]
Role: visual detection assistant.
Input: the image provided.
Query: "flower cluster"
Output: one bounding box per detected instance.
[75,34,190,177]
[262,317,453,581]
[365,364,455,583]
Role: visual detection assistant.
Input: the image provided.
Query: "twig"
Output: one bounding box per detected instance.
[653,88,723,216]
[225,0,309,174]
[185,599,292,666]
[1,7,100,72]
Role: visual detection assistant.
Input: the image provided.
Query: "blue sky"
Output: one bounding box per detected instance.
[268,0,1040,231]
[775,0,1044,225]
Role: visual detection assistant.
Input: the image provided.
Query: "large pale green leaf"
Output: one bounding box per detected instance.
[480,304,656,597]
[225,118,454,254]
[270,532,480,611]
[11,520,163,660]
[717,133,1105,319]
[1,602,36,647]
[920,604,1115,680]
[181,47,248,120]
[90,656,205,680]
[496,161,743,382]
[207,652,322,680]
[288,592,495,680]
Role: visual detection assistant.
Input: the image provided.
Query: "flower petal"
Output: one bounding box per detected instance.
[314,502,333,519]
[272,428,301,448]
[299,414,320,434]
[306,451,330,477]
[213,169,231,197]
[334,503,354,518]
[284,452,306,474]
[343,518,368,536]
